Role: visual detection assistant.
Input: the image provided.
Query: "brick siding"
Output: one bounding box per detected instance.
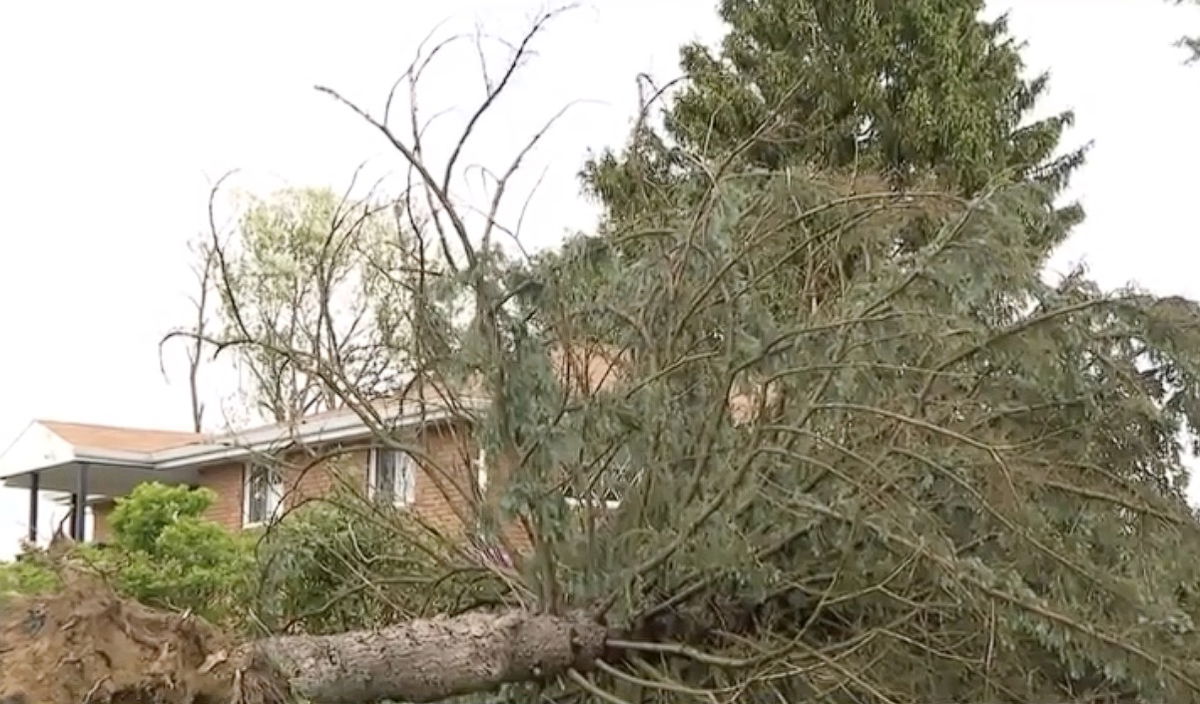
[180,422,487,537]
[198,461,245,530]
[277,446,367,511]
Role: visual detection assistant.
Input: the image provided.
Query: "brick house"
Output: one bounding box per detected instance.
[0,392,492,546]
[0,345,636,548]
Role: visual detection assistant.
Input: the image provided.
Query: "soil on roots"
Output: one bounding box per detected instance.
[0,569,287,704]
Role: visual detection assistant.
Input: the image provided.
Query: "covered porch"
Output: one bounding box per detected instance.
[3,461,201,543]
[0,419,206,546]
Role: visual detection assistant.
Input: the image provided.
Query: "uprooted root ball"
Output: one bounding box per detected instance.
[0,570,288,704]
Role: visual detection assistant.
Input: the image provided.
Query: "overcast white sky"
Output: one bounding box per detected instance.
[0,0,1197,558]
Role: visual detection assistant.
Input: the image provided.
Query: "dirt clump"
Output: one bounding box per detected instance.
[0,569,287,704]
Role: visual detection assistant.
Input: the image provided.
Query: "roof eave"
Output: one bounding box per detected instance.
[71,446,156,468]
[152,399,489,469]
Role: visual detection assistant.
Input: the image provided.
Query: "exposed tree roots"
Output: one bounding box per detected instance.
[0,570,287,704]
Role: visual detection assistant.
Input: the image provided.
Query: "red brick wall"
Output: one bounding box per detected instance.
[183,423,489,537]
[410,422,531,554]
[198,462,245,531]
[412,421,476,538]
[277,446,367,511]
[482,447,535,555]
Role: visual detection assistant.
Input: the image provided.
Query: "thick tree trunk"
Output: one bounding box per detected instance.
[257,610,609,703]
[0,574,611,704]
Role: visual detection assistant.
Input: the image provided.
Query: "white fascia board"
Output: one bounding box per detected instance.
[151,399,488,469]
[71,446,156,467]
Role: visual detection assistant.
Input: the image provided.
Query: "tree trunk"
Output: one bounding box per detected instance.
[257,610,609,703]
[0,575,611,704]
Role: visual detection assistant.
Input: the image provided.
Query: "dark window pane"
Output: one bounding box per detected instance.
[246,466,279,524]
[376,450,396,501]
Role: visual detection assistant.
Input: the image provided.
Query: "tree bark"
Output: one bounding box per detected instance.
[0,574,612,704]
[256,610,609,703]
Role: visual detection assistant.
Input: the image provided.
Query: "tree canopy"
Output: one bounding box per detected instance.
[582,0,1087,281]
[191,184,412,425]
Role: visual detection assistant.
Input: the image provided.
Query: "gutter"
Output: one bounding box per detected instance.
[152,399,489,469]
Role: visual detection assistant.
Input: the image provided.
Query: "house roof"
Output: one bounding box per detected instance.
[37,420,203,453]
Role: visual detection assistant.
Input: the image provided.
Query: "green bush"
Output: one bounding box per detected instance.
[0,553,59,606]
[84,482,255,626]
[107,481,218,552]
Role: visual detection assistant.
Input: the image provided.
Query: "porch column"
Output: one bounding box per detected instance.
[27,471,39,543]
[73,463,89,542]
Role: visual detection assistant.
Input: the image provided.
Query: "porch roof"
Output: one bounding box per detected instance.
[2,461,201,496]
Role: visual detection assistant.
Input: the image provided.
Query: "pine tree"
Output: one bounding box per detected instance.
[584,0,1086,258]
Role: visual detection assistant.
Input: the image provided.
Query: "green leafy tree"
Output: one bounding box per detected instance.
[176,10,1200,697]
[502,169,1200,703]
[181,10,1200,702]
[180,184,412,425]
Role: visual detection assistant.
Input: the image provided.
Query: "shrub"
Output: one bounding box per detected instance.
[85,482,255,627]
[0,551,58,606]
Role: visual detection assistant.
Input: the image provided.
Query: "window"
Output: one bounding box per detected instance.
[243,464,283,527]
[369,448,417,506]
[562,446,634,510]
[474,445,488,495]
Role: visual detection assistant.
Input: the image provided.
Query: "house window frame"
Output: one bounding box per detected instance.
[242,462,283,528]
[367,447,418,506]
[563,495,623,510]
[474,445,488,495]
[561,445,632,511]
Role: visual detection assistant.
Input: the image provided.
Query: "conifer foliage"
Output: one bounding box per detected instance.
[583,0,1087,258]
